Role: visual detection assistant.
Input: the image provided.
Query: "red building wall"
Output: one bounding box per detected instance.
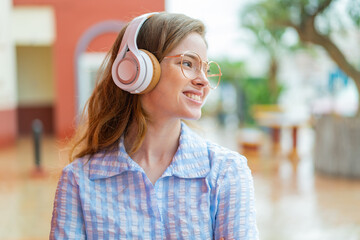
[13,0,165,140]
[0,110,16,147]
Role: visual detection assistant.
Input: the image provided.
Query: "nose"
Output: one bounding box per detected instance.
[191,71,209,88]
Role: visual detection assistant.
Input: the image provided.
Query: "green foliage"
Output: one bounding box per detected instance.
[241,0,360,44]
[215,59,284,126]
[241,2,290,50]
[241,76,282,105]
[216,59,246,85]
[348,0,360,27]
[238,76,284,125]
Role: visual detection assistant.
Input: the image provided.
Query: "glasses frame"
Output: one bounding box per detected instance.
[163,51,222,89]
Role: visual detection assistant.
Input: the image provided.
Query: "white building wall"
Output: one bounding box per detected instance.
[0,0,17,110]
[12,6,55,46]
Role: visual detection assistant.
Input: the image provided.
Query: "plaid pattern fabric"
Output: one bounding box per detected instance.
[50,122,259,239]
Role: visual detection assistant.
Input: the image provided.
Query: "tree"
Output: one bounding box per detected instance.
[214,59,283,126]
[242,0,360,117]
[241,0,360,177]
[241,6,289,100]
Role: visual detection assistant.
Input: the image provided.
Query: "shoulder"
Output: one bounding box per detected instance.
[181,122,249,174]
[204,138,252,190]
[58,155,92,184]
[63,155,89,173]
[207,140,249,173]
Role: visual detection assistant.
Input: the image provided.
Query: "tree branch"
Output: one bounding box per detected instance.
[271,19,297,29]
[296,26,360,84]
[313,0,334,17]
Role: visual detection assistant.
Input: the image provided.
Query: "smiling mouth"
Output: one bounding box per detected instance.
[184,93,201,102]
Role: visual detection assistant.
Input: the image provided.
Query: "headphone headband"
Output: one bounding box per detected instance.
[117,12,158,61]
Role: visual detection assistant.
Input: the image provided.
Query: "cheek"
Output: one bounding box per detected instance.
[200,88,211,107]
[204,88,211,98]
[158,71,186,94]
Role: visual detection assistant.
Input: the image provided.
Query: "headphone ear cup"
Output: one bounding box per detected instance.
[139,49,161,94]
[114,51,138,84]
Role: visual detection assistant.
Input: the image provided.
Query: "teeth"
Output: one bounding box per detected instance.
[185,93,201,101]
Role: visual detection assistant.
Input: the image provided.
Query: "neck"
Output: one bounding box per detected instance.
[125,119,182,166]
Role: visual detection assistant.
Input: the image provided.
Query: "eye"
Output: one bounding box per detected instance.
[206,65,210,73]
[182,60,193,68]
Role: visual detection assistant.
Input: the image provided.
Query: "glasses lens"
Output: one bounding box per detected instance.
[207,61,221,89]
[181,52,201,80]
[181,52,221,89]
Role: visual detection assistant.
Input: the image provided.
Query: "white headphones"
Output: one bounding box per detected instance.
[111,12,161,94]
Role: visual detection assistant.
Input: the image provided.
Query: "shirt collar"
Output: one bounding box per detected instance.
[88,122,210,180]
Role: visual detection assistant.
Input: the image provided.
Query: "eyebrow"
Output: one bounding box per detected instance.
[184,53,209,64]
[165,52,209,63]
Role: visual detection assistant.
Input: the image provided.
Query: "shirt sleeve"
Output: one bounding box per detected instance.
[50,164,86,239]
[214,155,259,240]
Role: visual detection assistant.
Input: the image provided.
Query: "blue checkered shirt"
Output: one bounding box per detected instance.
[50,122,259,239]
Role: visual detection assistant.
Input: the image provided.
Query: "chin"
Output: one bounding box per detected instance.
[182,112,202,121]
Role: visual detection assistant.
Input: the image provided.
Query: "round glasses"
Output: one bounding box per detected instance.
[164,51,222,89]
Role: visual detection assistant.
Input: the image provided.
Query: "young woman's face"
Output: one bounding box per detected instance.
[140,32,210,122]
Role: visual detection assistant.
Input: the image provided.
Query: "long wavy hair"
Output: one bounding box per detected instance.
[69,12,206,162]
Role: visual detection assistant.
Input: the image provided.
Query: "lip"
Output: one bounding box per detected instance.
[183,90,203,96]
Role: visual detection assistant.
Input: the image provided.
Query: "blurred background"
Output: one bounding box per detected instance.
[0,0,360,239]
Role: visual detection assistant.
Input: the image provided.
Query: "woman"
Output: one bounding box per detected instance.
[50,12,259,239]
